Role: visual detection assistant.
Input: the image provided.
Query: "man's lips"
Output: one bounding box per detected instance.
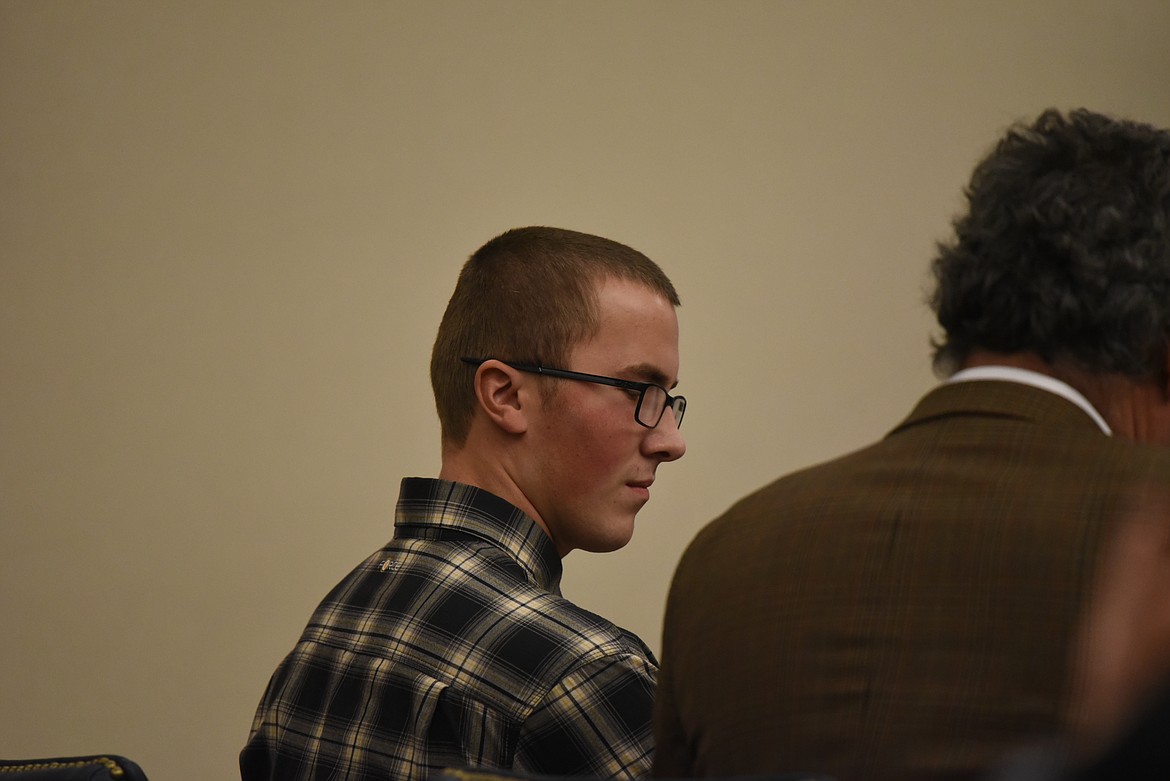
[627,480,654,498]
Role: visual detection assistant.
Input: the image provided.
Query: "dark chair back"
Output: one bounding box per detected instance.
[0,755,148,781]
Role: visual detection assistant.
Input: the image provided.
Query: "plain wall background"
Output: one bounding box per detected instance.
[3,2,1169,778]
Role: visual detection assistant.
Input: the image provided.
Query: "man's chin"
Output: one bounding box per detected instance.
[580,521,636,553]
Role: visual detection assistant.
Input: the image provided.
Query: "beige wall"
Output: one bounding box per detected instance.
[3,1,1169,777]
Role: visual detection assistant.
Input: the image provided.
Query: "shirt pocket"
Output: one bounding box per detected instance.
[376,664,518,775]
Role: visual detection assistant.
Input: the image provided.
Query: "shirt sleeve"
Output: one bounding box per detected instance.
[513,653,657,779]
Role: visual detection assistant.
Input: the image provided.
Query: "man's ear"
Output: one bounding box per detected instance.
[472,360,530,435]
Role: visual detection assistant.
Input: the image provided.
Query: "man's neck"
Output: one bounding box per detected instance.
[960,349,1058,376]
[439,437,562,555]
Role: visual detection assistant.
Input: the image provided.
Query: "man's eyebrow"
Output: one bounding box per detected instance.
[622,362,678,389]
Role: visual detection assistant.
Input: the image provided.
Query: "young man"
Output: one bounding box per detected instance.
[654,109,1170,781]
[242,226,686,780]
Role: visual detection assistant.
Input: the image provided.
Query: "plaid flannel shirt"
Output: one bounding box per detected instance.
[242,477,657,781]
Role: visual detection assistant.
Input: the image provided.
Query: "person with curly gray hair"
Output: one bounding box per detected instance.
[932,108,1170,391]
[653,109,1170,781]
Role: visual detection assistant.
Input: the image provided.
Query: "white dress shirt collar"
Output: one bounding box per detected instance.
[946,365,1112,435]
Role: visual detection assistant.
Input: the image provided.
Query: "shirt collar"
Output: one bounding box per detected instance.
[946,365,1112,435]
[394,477,563,593]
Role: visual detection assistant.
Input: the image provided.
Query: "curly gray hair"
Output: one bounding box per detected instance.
[930,108,1170,378]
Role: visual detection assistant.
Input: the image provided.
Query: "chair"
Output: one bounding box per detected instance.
[0,755,148,781]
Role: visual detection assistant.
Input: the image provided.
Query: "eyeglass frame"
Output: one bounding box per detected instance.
[460,357,686,429]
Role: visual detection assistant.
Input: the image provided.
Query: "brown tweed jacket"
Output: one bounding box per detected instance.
[653,380,1170,781]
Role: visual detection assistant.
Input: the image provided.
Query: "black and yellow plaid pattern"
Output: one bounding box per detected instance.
[242,478,656,781]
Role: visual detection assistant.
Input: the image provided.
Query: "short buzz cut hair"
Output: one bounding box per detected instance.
[430,226,679,445]
[929,108,1170,377]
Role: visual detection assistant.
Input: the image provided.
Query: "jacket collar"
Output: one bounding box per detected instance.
[889,379,1111,439]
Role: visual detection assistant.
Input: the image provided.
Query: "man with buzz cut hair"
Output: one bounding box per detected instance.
[242,226,686,780]
[654,109,1170,781]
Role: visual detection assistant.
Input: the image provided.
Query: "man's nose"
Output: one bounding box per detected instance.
[647,407,686,462]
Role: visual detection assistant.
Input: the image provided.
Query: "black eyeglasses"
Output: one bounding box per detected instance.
[461,357,686,429]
